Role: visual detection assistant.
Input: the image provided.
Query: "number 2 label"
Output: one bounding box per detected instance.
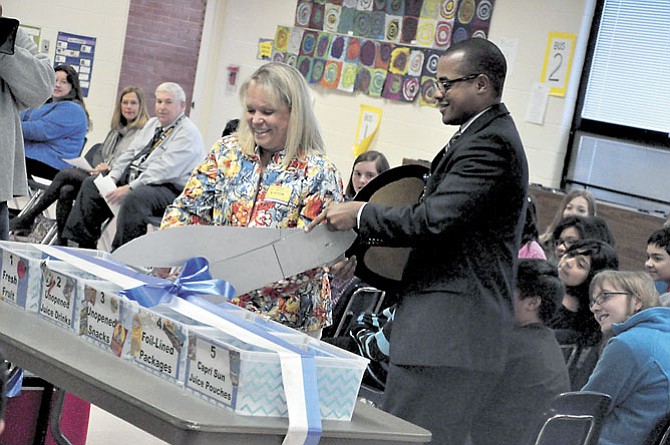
[541,32,576,97]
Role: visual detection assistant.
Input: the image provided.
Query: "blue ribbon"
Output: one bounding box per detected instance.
[182,295,322,445]
[7,367,23,398]
[119,257,236,308]
[43,247,321,444]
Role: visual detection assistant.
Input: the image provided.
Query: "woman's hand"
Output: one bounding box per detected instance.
[90,162,110,175]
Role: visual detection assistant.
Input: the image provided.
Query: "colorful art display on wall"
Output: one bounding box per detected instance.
[274,0,495,106]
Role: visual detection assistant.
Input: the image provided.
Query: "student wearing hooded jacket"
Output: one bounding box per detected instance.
[584,270,670,445]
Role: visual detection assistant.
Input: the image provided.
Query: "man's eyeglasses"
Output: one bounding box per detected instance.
[434,74,480,93]
[589,291,629,308]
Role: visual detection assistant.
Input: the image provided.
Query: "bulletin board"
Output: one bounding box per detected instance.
[54,31,97,97]
[273,0,496,106]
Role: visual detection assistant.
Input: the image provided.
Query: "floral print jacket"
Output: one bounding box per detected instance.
[161,135,344,332]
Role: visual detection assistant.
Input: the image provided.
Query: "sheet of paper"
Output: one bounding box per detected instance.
[63,156,93,172]
[525,81,550,125]
[498,37,518,77]
[93,174,120,216]
[30,175,52,187]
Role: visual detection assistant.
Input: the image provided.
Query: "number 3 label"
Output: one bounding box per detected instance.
[541,32,576,97]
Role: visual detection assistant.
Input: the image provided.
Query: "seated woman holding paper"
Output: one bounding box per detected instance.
[161,62,344,335]
[21,64,90,180]
[10,86,149,241]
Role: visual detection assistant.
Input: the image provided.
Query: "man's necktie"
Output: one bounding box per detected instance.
[447,129,462,149]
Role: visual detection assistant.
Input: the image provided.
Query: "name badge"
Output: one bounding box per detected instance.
[266,185,292,204]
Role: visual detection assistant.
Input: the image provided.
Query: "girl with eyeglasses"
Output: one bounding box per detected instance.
[583,270,670,445]
[549,215,616,263]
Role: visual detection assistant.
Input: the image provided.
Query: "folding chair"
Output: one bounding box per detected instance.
[331,285,385,338]
[11,143,100,245]
[560,343,579,369]
[527,391,611,445]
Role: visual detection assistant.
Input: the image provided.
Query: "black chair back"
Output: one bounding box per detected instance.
[84,142,103,166]
[332,285,385,338]
[528,391,611,445]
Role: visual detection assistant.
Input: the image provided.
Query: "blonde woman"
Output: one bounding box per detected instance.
[162,62,344,335]
[583,270,670,445]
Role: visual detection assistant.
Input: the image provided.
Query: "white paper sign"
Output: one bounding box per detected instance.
[1,250,20,304]
[130,310,183,379]
[525,82,550,125]
[82,286,122,348]
[187,336,234,406]
[40,268,75,328]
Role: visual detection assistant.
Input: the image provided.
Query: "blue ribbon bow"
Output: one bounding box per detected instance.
[120,257,235,308]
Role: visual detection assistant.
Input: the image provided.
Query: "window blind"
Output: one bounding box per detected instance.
[581,0,670,133]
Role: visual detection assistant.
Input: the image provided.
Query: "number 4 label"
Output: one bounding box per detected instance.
[541,32,576,97]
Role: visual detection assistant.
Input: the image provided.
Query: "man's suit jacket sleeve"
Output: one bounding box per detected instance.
[358,130,521,247]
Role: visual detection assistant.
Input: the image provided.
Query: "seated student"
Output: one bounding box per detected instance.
[539,189,597,255]
[10,86,149,242]
[518,195,546,259]
[646,227,670,306]
[550,215,616,263]
[160,62,343,336]
[61,82,205,250]
[549,239,619,347]
[471,259,570,445]
[21,64,90,180]
[327,150,391,314]
[344,150,390,200]
[584,270,670,445]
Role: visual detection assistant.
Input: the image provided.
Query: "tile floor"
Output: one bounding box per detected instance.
[85,405,168,445]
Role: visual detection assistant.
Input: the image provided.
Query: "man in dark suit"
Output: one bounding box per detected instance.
[308,38,528,445]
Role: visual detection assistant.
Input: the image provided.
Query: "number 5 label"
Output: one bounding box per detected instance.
[541,32,576,97]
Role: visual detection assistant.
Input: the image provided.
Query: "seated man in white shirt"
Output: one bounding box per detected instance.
[61,82,205,250]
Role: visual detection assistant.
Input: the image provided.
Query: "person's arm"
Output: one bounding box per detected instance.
[358,133,520,246]
[160,139,226,228]
[0,27,53,111]
[297,155,345,226]
[127,120,204,189]
[582,338,642,415]
[21,101,86,142]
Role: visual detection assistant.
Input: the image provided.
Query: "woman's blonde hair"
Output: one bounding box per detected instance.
[590,270,661,312]
[237,62,325,166]
[539,189,597,246]
[110,86,149,131]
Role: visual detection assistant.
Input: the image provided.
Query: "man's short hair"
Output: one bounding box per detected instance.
[517,259,565,324]
[444,37,507,98]
[155,82,185,104]
[648,227,670,255]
